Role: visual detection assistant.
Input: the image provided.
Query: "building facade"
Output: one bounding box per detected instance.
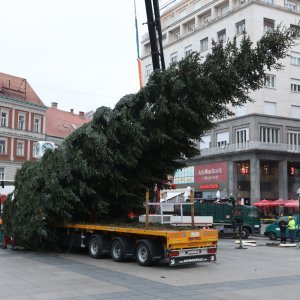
[0,72,47,181]
[141,0,300,203]
[46,102,91,146]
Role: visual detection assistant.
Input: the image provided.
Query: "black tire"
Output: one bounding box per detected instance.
[88,235,109,259]
[110,239,126,262]
[136,241,153,266]
[241,227,250,239]
[269,232,277,241]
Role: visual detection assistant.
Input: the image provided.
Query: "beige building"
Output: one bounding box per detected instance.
[140,0,300,204]
[0,72,47,182]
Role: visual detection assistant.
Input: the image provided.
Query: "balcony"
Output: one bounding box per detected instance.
[199,141,300,157]
[158,0,300,39]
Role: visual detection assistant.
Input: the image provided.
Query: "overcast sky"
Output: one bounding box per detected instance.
[1,0,149,113]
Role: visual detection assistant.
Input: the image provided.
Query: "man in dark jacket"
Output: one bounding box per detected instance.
[278,217,287,244]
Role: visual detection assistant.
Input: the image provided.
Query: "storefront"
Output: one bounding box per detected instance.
[174,161,228,199]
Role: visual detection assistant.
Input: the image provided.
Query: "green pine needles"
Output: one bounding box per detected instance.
[3,25,297,249]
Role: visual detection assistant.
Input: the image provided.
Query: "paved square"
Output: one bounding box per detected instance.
[0,237,299,299]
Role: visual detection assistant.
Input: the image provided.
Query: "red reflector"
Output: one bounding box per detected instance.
[208,248,217,254]
[170,251,179,257]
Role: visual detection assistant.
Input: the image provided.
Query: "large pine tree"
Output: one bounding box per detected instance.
[3,27,297,249]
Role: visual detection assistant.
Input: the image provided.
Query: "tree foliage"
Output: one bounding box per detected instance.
[3,26,297,249]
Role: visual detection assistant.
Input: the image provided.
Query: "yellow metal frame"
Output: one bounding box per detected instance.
[61,223,218,250]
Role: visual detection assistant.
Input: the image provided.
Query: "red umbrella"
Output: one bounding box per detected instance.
[284,200,299,208]
[267,199,286,207]
[252,199,274,207]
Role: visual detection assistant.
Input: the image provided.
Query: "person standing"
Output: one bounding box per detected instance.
[288,216,296,244]
[278,217,287,244]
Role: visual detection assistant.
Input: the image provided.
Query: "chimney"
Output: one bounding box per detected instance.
[70,109,74,114]
[79,111,84,118]
[51,102,58,108]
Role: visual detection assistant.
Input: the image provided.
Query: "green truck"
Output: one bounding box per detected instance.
[178,198,261,239]
[264,215,299,240]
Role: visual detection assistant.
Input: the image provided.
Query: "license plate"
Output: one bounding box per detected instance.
[187,250,199,255]
[169,255,215,266]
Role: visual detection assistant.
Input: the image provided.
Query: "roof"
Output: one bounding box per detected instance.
[46,106,92,139]
[0,72,45,107]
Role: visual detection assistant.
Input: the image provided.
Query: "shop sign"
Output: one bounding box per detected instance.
[200,183,219,190]
[195,162,227,182]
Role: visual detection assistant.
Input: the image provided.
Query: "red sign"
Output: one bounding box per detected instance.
[195,162,227,182]
[200,183,219,190]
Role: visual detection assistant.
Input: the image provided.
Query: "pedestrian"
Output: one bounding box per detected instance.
[288,215,296,244]
[184,186,192,202]
[278,217,287,244]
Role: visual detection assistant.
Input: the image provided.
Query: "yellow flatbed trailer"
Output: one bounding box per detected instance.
[60,223,218,267]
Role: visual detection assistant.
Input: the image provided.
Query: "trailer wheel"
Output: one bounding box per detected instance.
[88,235,109,259]
[111,239,126,262]
[136,241,153,266]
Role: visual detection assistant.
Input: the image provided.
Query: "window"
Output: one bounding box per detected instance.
[33,142,37,158]
[264,18,275,33]
[285,0,297,10]
[179,9,186,19]
[163,13,174,27]
[200,135,211,150]
[220,5,229,16]
[185,45,192,56]
[264,74,276,88]
[174,31,181,40]
[174,166,194,184]
[218,29,226,43]
[145,64,153,77]
[236,20,245,35]
[17,140,25,156]
[187,23,195,32]
[291,83,300,92]
[236,128,249,150]
[291,83,300,93]
[217,131,229,148]
[200,38,208,52]
[291,79,300,92]
[0,168,4,180]
[0,139,7,154]
[237,161,250,175]
[1,110,8,127]
[291,105,300,118]
[260,127,279,143]
[291,24,300,38]
[34,116,41,133]
[170,52,178,64]
[203,14,211,25]
[264,101,276,115]
[291,52,300,66]
[288,131,300,151]
[18,114,25,130]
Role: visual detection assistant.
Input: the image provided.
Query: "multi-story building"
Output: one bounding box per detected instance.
[141,0,300,203]
[0,72,47,181]
[46,102,91,146]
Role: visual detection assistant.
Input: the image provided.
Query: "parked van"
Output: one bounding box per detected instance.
[264,215,299,240]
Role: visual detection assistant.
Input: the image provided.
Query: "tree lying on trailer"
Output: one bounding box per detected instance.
[3,26,297,253]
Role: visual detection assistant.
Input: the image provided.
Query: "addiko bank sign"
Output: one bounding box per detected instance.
[194,162,228,182]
